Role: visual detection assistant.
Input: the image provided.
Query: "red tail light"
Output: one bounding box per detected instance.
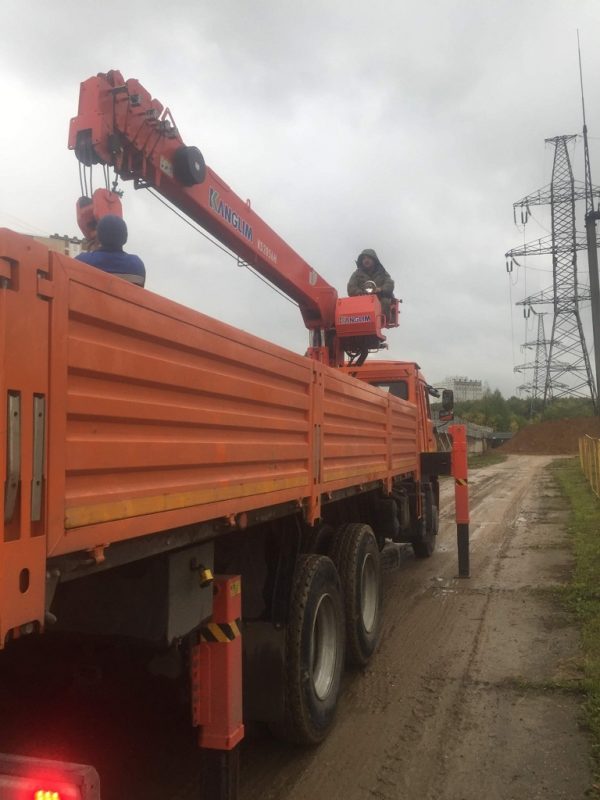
[0,753,100,799]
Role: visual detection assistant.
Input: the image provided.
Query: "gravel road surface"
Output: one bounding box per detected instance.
[240,455,591,800]
[0,455,591,799]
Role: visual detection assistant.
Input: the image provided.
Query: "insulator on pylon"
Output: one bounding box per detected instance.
[506,259,513,273]
[513,207,517,224]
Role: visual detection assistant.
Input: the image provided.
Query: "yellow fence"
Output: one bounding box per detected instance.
[579,435,600,497]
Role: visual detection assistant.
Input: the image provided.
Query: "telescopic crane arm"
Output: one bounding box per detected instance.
[68,71,337,329]
[69,70,397,366]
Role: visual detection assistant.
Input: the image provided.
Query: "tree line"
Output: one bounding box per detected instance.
[433,390,594,433]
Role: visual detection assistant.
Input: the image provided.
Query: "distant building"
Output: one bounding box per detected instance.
[32,233,83,258]
[438,376,483,403]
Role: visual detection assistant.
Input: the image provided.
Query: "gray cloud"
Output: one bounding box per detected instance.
[1,0,600,396]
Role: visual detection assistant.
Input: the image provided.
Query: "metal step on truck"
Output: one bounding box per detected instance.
[0,71,468,799]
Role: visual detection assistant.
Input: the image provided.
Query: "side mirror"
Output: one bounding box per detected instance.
[441,389,454,411]
[438,389,454,422]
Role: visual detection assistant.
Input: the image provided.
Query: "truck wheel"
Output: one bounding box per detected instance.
[331,523,382,667]
[412,485,438,559]
[301,523,334,555]
[273,553,345,744]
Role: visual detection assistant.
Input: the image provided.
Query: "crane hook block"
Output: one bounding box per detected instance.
[76,188,123,240]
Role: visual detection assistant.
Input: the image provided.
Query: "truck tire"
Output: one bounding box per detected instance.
[412,485,438,559]
[273,553,345,744]
[331,523,382,667]
[301,523,334,555]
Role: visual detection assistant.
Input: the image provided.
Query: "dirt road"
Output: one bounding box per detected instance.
[0,455,590,799]
[240,455,591,800]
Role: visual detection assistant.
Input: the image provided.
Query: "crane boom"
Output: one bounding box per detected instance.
[69,70,398,366]
[68,70,337,332]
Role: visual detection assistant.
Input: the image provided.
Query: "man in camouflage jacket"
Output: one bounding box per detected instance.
[347,248,395,321]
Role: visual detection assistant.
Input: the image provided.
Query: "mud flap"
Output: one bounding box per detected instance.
[243,620,286,723]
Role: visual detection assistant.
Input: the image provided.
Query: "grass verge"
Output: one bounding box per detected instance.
[553,457,600,773]
[467,451,507,469]
[501,676,585,696]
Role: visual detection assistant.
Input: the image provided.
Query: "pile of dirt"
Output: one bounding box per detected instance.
[501,416,600,455]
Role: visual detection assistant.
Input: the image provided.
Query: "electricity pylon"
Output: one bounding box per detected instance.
[514,307,552,416]
[506,135,600,408]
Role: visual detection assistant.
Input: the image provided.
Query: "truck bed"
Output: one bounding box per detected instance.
[0,228,418,644]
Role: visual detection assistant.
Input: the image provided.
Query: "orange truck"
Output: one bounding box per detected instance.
[0,71,461,799]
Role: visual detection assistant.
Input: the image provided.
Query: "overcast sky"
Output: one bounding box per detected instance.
[1,0,599,396]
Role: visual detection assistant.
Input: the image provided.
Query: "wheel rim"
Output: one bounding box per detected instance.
[361,553,378,633]
[311,593,338,700]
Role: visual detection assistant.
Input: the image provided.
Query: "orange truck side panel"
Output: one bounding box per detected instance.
[52,255,314,553]
[0,230,422,644]
[0,232,51,644]
[321,370,417,487]
[340,360,436,456]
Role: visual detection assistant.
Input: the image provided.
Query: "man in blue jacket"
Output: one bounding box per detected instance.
[76,215,146,287]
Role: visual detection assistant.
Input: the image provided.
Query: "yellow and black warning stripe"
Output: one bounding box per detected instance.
[455,478,468,487]
[200,618,242,643]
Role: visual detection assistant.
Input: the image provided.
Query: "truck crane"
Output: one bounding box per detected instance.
[0,71,466,800]
[68,69,399,367]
